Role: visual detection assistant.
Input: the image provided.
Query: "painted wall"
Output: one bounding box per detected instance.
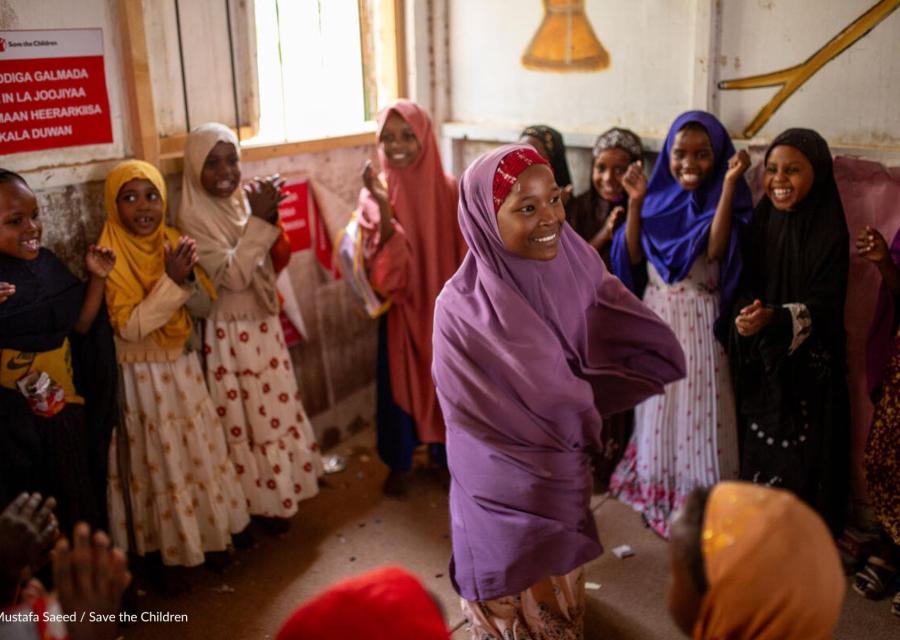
[449,0,695,139]
[447,0,900,148]
[717,0,900,146]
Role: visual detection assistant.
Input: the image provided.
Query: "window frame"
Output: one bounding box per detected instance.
[119,0,406,168]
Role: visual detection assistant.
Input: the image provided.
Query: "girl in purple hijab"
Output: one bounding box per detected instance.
[432,145,685,638]
[609,111,751,538]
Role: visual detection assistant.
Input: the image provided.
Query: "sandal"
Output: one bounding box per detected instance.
[853,556,897,600]
[892,592,900,618]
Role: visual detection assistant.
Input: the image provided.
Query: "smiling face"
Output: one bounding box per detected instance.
[496,164,564,261]
[764,144,815,211]
[116,178,164,236]
[592,147,632,203]
[669,127,714,191]
[379,112,421,169]
[200,141,241,198]
[0,179,41,260]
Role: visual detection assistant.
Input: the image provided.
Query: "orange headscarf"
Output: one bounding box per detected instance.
[359,100,466,443]
[275,566,449,640]
[99,160,215,349]
[694,482,845,640]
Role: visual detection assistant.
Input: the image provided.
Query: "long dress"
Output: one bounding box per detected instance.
[866,331,900,545]
[608,111,750,539]
[176,123,322,517]
[107,276,251,566]
[610,256,739,537]
[728,129,849,535]
[101,159,251,566]
[358,100,466,472]
[433,145,685,639]
[205,306,321,517]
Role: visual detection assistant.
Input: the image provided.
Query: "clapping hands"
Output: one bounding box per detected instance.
[621,161,647,201]
[164,236,198,285]
[0,282,15,304]
[85,245,116,280]
[735,299,774,337]
[246,174,287,223]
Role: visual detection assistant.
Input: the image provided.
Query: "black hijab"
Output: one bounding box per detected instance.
[0,248,84,352]
[739,128,849,346]
[520,125,572,189]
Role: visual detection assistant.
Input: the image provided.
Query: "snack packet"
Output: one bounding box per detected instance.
[16,371,66,417]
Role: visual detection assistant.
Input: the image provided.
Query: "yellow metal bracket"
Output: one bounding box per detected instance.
[718,0,900,138]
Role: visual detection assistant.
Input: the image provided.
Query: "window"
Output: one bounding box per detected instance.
[144,0,405,159]
[252,0,368,143]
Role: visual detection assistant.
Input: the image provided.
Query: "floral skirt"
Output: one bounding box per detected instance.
[205,313,321,517]
[610,262,738,538]
[865,341,900,545]
[108,352,250,567]
[461,567,585,640]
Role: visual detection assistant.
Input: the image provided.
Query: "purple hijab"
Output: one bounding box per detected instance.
[432,145,686,601]
[611,111,752,338]
[867,227,900,396]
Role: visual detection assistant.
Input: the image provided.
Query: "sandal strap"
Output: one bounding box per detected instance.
[853,565,889,597]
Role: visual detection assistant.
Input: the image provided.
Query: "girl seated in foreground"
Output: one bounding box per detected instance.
[668,481,844,639]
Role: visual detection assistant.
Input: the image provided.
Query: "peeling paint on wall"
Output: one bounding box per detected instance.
[0,0,19,29]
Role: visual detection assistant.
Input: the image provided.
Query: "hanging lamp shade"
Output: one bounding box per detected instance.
[522,0,610,72]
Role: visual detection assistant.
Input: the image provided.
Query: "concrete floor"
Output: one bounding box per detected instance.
[120,428,897,640]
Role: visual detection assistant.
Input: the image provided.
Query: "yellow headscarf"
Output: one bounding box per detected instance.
[99,159,215,349]
[694,482,845,640]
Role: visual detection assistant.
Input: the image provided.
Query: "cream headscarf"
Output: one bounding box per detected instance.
[694,482,845,640]
[176,123,279,315]
[99,159,216,349]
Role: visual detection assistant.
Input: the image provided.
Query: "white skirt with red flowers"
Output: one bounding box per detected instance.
[205,312,322,517]
[108,352,250,566]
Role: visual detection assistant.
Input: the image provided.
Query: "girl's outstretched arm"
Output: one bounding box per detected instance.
[622,161,646,264]
[707,149,750,261]
[73,245,115,334]
[362,161,395,245]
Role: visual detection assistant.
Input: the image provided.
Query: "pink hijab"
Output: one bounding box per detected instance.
[358,100,466,443]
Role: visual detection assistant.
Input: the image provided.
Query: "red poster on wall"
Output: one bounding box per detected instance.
[277,179,313,252]
[0,29,112,155]
[277,178,338,277]
[275,178,338,347]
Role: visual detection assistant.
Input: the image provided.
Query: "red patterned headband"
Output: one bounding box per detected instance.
[492,147,551,212]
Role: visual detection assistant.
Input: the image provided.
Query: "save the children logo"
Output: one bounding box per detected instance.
[0,37,7,53]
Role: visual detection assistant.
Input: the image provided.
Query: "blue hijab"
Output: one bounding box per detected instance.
[610,110,752,341]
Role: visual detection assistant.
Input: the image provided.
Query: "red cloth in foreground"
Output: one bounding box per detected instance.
[276,566,449,640]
